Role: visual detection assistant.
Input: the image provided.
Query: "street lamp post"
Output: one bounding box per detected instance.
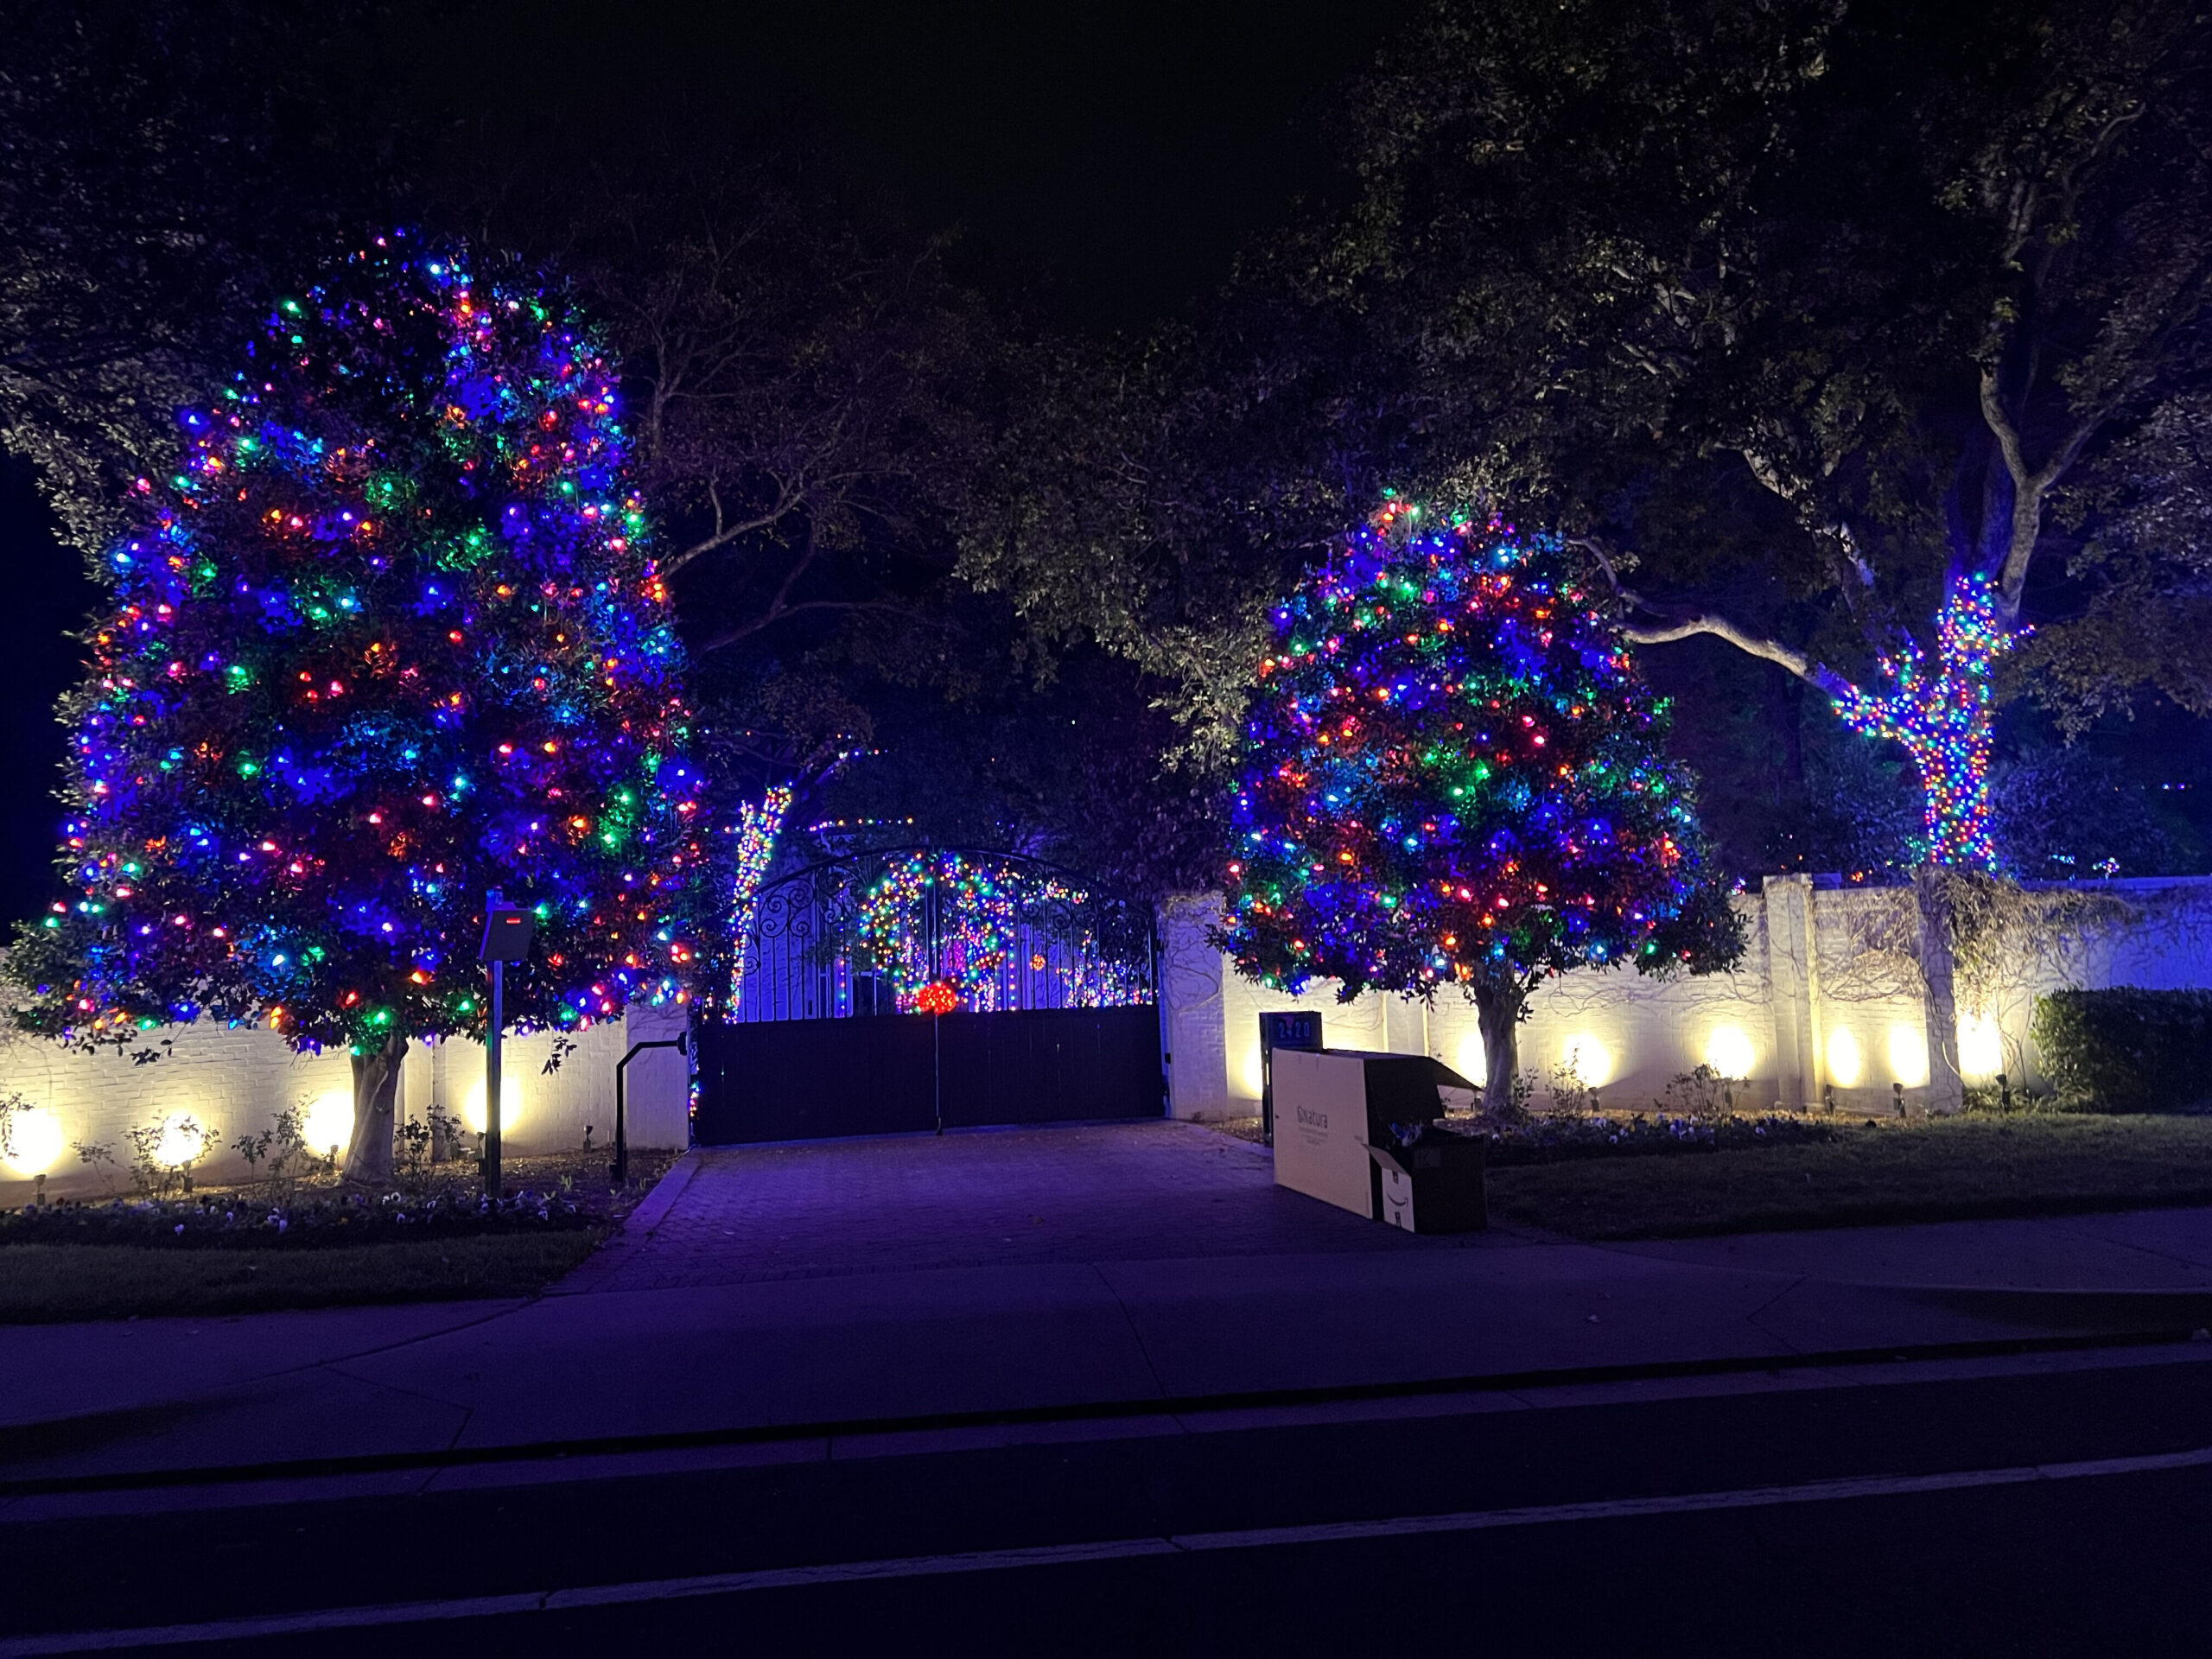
[478,889,535,1199]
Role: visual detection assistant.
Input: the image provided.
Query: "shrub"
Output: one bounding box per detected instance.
[2030,988,2212,1112]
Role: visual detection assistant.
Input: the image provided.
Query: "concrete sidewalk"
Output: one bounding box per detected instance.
[4,1125,2211,1496]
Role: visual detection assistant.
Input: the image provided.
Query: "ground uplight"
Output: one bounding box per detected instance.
[1704,1024,1756,1079]
[1,1106,64,1177]
[461,1072,523,1135]
[1560,1033,1613,1088]
[1825,1028,1863,1089]
[302,1089,354,1158]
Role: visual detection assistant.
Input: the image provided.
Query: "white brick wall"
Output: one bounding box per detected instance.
[1,999,691,1201]
[1166,875,2212,1121]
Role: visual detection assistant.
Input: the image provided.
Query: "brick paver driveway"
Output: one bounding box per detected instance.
[565,1120,1510,1294]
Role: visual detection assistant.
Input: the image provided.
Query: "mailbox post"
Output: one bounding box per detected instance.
[478,889,535,1198]
[1258,1010,1325,1147]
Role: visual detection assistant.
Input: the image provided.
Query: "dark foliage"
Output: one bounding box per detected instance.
[2030,987,2212,1109]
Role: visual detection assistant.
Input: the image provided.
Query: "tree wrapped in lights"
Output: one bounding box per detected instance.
[9,233,709,1183]
[1831,574,2018,870]
[1218,501,1741,1109]
[724,785,793,1011]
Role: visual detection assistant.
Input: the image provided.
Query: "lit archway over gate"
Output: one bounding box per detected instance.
[692,849,1164,1142]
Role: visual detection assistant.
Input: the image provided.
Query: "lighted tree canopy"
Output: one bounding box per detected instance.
[7,234,709,1183]
[1322,0,2212,872]
[1217,502,1742,1107]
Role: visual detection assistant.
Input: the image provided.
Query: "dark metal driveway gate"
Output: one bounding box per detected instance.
[693,849,1164,1144]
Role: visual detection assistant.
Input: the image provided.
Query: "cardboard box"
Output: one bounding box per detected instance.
[1370,1138,1489,1234]
[1270,1048,1485,1229]
[1268,1050,1374,1218]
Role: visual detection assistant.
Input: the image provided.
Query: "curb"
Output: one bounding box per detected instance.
[4,1323,2209,1502]
[614,1148,701,1241]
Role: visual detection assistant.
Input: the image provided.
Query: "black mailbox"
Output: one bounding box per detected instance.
[480,907,536,963]
[1258,1010,1325,1145]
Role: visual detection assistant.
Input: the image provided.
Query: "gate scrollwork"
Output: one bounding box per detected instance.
[724,848,1158,1023]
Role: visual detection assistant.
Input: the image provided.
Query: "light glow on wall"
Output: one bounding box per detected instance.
[1825,1028,1863,1089]
[461,1071,523,1135]
[1455,1033,1487,1087]
[302,1089,355,1157]
[1560,1033,1614,1089]
[1241,1043,1266,1100]
[1704,1025,1756,1079]
[2,1106,65,1177]
[1958,1012,2003,1080]
[155,1112,213,1168]
[1887,1024,1929,1088]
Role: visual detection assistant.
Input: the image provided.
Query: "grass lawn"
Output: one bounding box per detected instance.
[0,1147,683,1324]
[1487,1113,2212,1239]
[0,1231,601,1324]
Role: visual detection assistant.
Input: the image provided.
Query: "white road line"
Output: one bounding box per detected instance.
[6,1443,2209,1655]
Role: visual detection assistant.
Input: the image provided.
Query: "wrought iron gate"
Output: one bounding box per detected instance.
[693,849,1164,1143]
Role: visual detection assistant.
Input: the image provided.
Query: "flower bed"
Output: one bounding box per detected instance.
[0,1186,594,1250]
[0,1147,682,1251]
[1454,1111,1841,1166]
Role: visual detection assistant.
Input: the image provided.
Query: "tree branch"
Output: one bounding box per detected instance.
[1740,449,1875,595]
[663,478,805,575]
[695,599,919,654]
[1570,534,1858,698]
[1980,363,2110,618]
[1619,613,1854,697]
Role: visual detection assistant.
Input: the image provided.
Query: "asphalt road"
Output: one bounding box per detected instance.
[5,1344,2209,1656]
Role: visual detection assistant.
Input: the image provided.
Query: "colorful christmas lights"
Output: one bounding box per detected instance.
[725,785,793,1008]
[856,852,1020,1012]
[838,853,1152,1014]
[1218,499,1733,1003]
[1830,572,2018,871]
[13,233,708,1056]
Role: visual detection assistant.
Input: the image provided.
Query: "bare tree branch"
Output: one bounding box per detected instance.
[663,476,807,575]
[1572,536,1857,697]
[1619,612,1854,697]
[695,599,919,655]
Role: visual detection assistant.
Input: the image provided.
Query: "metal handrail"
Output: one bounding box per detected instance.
[613,1032,687,1185]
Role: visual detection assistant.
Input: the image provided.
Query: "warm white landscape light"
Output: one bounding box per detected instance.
[1957,1012,2003,1080]
[1825,1028,1863,1089]
[302,1089,354,1156]
[462,1071,523,1135]
[2,1106,64,1177]
[1704,1025,1756,1079]
[1887,1024,1929,1087]
[1456,1033,1487,1086]
[154,1112,210,1167]
[1560,1033,1613,1088]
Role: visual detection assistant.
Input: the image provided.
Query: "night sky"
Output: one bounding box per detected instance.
[0,0,1418,926]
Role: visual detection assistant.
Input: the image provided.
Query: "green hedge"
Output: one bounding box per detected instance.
[2030,988,2212,1111]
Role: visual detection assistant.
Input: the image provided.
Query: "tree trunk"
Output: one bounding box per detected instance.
[342,1031,408,1185]
[1471,983,1526,1115]
[1910,868,1967,1116]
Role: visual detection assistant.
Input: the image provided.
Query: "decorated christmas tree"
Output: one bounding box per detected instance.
[10,232,709,1182]
[1218,499,1740,1108]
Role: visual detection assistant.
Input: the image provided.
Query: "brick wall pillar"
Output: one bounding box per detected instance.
[1157,893,1232,1121]
[1763,874,1825,1111]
